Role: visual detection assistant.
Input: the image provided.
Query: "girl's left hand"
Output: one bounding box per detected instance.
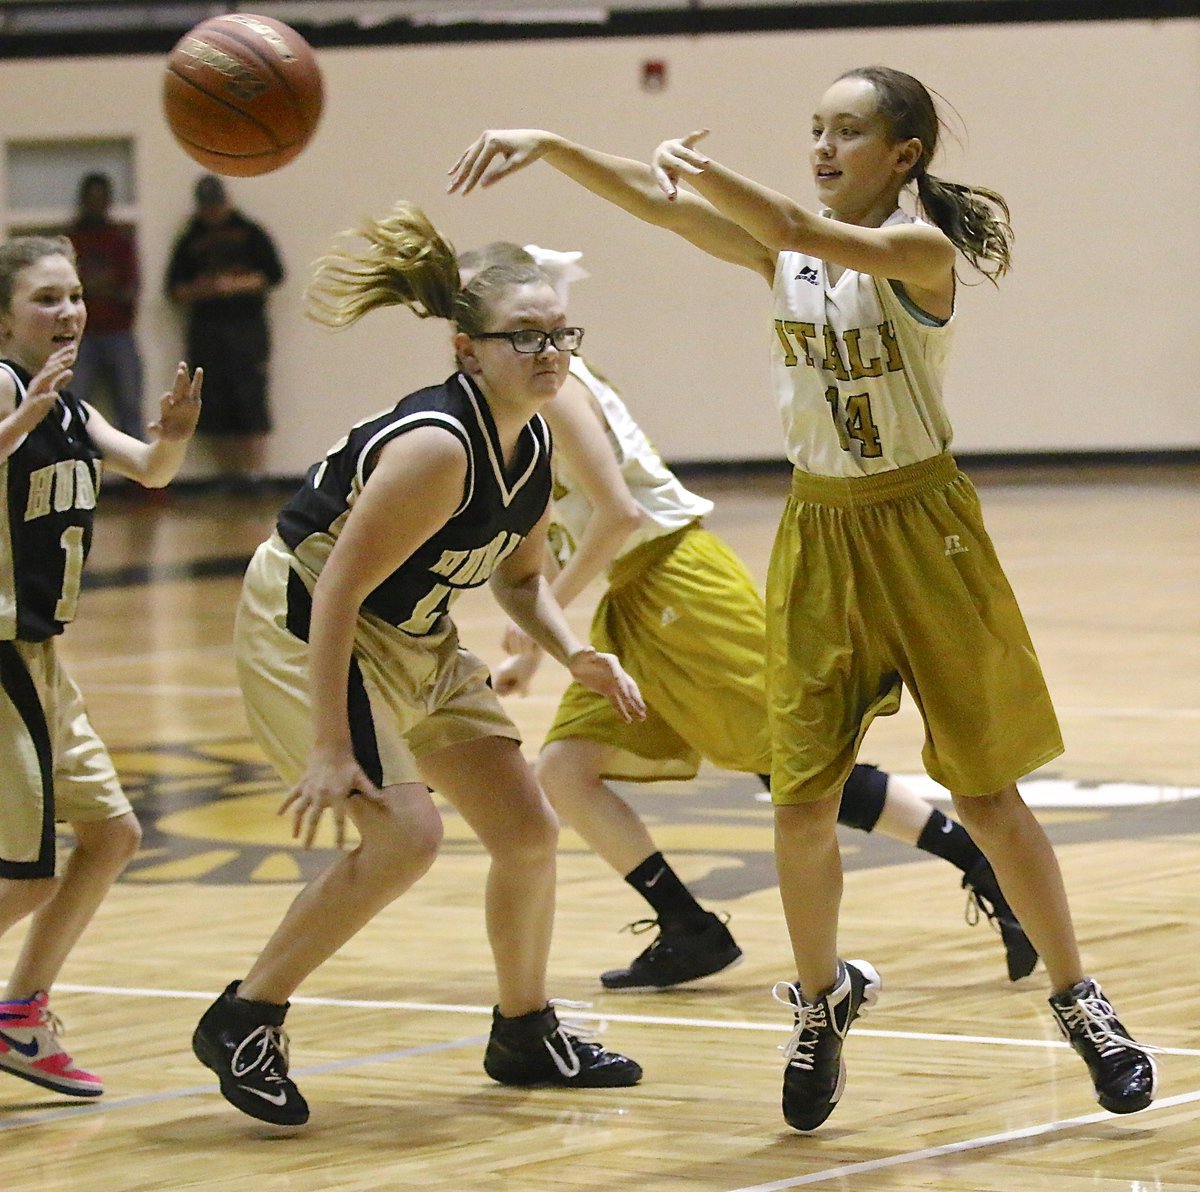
[651,129,711,200]
[501,619,537,657]
[493,650,542,697]
[147,362,202,441]
[568,647,646,724]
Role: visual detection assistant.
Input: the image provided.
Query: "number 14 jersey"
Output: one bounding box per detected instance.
[771,208,956,478]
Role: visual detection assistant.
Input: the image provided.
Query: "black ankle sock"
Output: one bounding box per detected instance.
[915,809,982,875]
[624,852,708,928]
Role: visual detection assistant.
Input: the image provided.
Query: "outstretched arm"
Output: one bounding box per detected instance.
[448,129,776,282]
[86,362,202,488]
[654,130,956,294]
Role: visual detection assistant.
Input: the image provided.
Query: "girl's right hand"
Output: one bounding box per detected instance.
[650,129,712,199]
[447,129,556,195]
[278,751,382,850]
[21,344,75,426]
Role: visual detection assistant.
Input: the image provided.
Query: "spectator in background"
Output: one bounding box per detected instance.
[65,172,144,439]
[166,174,284,490]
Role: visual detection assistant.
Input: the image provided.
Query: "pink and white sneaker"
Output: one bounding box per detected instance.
[0,992,103,1097]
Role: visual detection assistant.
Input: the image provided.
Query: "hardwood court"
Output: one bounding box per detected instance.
[1,461,1197,1191]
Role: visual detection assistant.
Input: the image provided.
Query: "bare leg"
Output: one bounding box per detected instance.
[871,773,932,846]
[774,791,843,997]
[419,737,558,1018]
[0,881,57,955]
[5,813,141,999]
[239,783,442,1003]
[950,784,1082,992]
[537,739,657,875]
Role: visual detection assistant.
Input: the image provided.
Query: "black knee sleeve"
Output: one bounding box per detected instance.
[836,763,889,832]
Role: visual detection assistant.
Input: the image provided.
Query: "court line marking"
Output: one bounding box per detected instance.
[0,1032,489,1133]
[53,983,1200,1058]
[725,1088,1200,1191]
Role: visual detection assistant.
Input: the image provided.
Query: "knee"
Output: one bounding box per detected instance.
[534,745,570,807]
[775,792,841,840]
[535,744,596,814]
[493,792,559,866]
[75,813,143,872]
[951,784,1024,838]
[368,796,444,872]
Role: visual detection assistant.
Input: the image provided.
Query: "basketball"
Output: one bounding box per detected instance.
[163,13,323,177]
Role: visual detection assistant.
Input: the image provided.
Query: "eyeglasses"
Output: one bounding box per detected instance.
[470,327,584,354]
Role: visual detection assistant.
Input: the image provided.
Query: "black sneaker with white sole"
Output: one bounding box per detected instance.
[600,912,743,992]
[962,857,1039,981]
[483,1003,643,1088]
[192,980,309,1126]
[1049,978,1157,1114]
[775,959,882,1132]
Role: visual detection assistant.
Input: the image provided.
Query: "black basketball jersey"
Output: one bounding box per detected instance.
[0,360,103,642]
[278,372,553,636]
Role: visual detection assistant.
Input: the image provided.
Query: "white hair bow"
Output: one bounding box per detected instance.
[524,244,590,305]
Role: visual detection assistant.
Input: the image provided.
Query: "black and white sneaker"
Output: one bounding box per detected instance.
[483,1002,642,1088]
[1049,978,1157,1114]
[774,959,882,1132]
[600,912,743,991]
[192,981,309,1126]
[963,858,1039,981]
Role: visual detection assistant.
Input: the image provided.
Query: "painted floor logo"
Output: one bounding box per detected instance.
[93,741,1200,887]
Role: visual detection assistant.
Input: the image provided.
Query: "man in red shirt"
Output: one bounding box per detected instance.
[66,173,144,437]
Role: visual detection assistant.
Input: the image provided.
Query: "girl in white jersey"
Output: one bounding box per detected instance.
[464,241,1038,995]
[448,65,1156,1131]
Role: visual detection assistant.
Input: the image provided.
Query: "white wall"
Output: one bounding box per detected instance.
[2,17,1197,474]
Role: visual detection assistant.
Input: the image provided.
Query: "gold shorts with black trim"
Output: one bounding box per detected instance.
[0,638,129,879]
[236,535,521,789]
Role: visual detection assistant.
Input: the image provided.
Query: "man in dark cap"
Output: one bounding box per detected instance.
[165,174,284,488]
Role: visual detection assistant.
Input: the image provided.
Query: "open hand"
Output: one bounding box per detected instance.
[20,344,76,428]
[147,362,202,442]
[278,752,382,850]
[651,129,711,200]
[568,647,646,724]
[448,129,555,195]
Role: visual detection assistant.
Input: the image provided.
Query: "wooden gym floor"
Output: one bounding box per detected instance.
[0,459,1197,1191]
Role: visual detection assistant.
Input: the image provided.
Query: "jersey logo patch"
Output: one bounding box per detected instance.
[944,534,968,557]
[794,265,819,285]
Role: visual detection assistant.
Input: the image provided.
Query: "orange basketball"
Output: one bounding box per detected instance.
[163,13,323,177]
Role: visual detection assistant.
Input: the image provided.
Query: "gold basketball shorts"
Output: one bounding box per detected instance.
[544,523,771,781]
[766,454,1063,804]
[0,638,130,879]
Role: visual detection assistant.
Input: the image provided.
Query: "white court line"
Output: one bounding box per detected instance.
[53,983,1200,1059]
[725,1088,1200,1191]
[0,1032,489,1133]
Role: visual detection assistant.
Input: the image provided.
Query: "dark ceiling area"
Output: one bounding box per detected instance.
[0,0,1190,57]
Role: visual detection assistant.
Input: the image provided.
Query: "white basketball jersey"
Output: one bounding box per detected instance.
[551,356,712,565]
[771,208,955,477]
